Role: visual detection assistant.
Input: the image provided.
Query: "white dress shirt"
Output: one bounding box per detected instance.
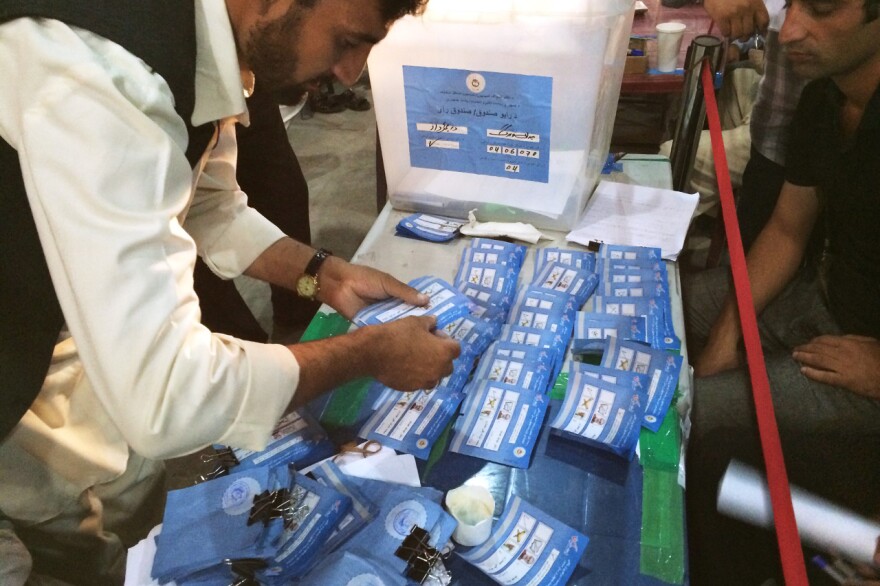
[0,1,300,523]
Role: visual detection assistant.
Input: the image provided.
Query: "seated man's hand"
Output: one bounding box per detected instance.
[318,258,429,320]
[366,316,461,391]
[793,335,880,398]
[702,0,769,39]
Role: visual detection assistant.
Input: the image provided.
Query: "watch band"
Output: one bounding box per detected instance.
[304,248,332,277]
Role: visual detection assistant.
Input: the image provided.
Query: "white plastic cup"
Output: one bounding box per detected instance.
[445,485,495,547]
[655,22,687,73]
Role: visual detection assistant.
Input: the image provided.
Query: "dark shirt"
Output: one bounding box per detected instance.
[785,78,880,337]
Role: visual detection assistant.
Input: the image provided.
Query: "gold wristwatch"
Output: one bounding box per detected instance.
[295,248,332,301]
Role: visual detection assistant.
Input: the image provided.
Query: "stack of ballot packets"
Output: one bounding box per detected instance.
[549,361,646,459]
[589,244,681,351]
[352,276,471,330]
[457,495,588,586]
[395,212,466,242]
[599,335,682,432]
[150,464,351,584]
[449,243,601,469]
[454,238,527,320]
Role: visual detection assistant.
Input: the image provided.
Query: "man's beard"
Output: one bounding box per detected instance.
[244,5,313,105]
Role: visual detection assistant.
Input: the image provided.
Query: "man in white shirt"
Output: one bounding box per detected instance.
[0,0,459,582]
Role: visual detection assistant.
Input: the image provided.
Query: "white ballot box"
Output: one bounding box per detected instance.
[369,0,635,231]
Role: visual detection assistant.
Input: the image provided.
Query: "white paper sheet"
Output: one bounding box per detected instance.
[124,524,166,586]
[717,460,880,565]
[565,180,699,261]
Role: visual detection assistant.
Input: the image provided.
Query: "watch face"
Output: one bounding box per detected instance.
[296,274,318,299]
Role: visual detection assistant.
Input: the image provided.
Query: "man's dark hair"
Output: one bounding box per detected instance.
[377,0,429,22]
[297,0,428,22]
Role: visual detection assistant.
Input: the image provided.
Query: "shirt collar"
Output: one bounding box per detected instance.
[192,0,249,127]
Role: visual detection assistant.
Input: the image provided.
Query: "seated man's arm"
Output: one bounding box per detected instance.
[702,0,769,39]
[696,181,820,376]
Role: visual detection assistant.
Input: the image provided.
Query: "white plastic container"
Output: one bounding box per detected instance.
[369,0,635,231]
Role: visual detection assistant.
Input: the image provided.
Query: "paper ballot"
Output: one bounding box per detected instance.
[566,180,699,261]
[718,460,880,566]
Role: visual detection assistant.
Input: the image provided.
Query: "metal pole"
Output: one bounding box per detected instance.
[669,35,724,192]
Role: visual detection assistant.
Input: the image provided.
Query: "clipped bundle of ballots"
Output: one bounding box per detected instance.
[151,464,352,584]
[550,244,684,459]
[449,245,601,468]
[299,460,457,584]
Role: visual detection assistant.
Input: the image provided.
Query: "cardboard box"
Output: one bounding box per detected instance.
[625,37,648,75]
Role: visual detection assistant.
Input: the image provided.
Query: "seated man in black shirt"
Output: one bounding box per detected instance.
[683,0,880,582]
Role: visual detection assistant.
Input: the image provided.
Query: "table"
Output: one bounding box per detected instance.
[622,0,715,94]
[314,156,692,585]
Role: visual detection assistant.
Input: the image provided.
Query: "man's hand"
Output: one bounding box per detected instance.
[702,0,769,39]
[363,316,461,391]
[318,258,429,320]
[793,335,880,398]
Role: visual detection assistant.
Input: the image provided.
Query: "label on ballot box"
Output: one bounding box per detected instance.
[403,66,553,184]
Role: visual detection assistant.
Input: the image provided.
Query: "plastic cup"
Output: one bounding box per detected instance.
[656,21,687,73]
[445,485,495,547]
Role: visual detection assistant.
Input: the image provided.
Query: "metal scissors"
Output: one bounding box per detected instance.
[333,439,382,462]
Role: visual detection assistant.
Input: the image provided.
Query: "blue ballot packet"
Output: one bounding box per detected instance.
[336,479,457,576]
[473,341,553,393]
[569,362,656,430]
[533,247,596,279]
[440,313,501,360]
[550,361,645,459]
[466,238,528,271]
[308,461,378,554]
[297,548,408,585]
[450,380,549,468]
[359,382,466,460]
[258,472,352,583]
[571,312,649,354]
[497,324,570,383]
[395,213,466,242]
[152,466,287,583]
[531,261,599,309]
[458,495,588,586]
[590,293,673,351]
[221,408,335,474]
[599,243,663,263]
[352,276,471,330]
[600,337,683,431]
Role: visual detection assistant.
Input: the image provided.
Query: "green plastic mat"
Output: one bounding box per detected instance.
[549,372,569,401]
[640,467,686,584]
[297,313,374,429]
[298,311,351,342]
[638,395,681,472]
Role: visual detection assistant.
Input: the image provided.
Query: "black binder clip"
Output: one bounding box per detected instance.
[196,447,240,484]
[247,488,292,527]
[284,482,311,532]
[223,557,267,586]
[394,525,447,584]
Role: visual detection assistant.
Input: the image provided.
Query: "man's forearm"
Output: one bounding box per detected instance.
[243,236,316,292]
[698,183,819,373]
